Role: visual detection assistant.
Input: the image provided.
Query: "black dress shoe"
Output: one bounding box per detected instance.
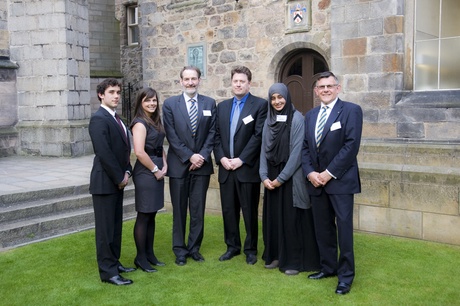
[219,250,240,261]
[246,254,257,265]
[335,282,351,295]
[175,256,187,266]
[148,258,166,266]
[134,259,157,273]
[308,271,336,280]
[102,275,133,286]
[118,265,136,273]
[190,252,205,262]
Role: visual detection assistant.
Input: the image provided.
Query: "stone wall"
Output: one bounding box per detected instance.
[140,0,330,102]
[9,0,92,156]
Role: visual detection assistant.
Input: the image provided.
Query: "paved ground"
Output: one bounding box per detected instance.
[0,155,94,196]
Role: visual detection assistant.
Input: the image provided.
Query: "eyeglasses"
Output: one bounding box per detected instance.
[315,84,339,90]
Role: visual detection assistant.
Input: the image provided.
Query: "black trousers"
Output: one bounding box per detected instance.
[169,174,210,257]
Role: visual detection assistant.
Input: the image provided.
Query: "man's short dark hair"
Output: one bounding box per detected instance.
[96,78,121,102]
[180,66,202,79]
[231,66,252,82]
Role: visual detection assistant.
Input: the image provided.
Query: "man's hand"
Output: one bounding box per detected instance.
[118,172,130,189]
[228,158,243,170]
[189,154,205,171]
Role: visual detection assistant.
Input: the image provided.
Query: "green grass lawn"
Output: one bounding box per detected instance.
[1,212,459,305]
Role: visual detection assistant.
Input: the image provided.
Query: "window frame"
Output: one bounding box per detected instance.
[127,5,139,46]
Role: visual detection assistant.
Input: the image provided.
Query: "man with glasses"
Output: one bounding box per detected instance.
[301,71,363,295]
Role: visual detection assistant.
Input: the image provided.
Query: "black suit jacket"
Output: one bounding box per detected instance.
[214,93,268,183]
[89,107,132,194]
[163,93,216,178]
[301,98,362,196]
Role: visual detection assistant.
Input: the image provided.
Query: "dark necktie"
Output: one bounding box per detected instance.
[229,100,241,158]
[115,113,128,143]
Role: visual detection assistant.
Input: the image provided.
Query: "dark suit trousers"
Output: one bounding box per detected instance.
[220,171,260,255]
[169,174,210,257]
[92,191,124,280]
[311,192,355,285]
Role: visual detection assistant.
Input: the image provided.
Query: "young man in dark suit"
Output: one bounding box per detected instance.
[89,78,136,286]
[214,66,268,265]
[301,71,363,295]
[163,66,216,266]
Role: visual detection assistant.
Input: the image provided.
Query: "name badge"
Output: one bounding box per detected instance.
[276,115,287,122]
[203,110,211,116]
[243,115,254,125]
[330,121,341,131]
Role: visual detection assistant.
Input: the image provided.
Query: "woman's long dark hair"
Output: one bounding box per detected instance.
[132,87,164,132]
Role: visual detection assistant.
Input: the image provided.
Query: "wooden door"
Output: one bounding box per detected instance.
[280,50,329,114]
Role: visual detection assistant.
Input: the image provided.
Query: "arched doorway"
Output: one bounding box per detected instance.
[279,50,329,114]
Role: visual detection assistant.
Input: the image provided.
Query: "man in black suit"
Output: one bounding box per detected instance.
[214,66,268,265]
[89,78,136,286]
[301,71,363,295]
[163,66,216,266]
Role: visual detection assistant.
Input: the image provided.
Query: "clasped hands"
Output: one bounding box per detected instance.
[308,171,332,188]
[220,157,243,171]
[189,153,205,171]
[263,178,281,190]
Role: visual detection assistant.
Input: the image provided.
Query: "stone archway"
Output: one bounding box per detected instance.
[268,43,330,115]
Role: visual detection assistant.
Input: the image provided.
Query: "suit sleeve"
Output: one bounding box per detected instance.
[198,98,217,160]
[239,99,268,167]
[301,112,315,179]
[89,114,125,185]
[163,99,195,163]
[326,104,363,179]
[277,112,304,184]
[259,120,268,181]
[213,103,225,163]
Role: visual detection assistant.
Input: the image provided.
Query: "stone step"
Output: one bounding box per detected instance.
[0,185,136,249]
[0,187,135,224]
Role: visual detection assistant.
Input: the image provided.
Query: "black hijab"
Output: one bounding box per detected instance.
[265,83,295,165]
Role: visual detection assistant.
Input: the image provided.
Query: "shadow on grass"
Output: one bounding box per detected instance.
[1,213,460,305]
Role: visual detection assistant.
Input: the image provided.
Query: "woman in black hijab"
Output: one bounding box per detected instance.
[259,83,320,275]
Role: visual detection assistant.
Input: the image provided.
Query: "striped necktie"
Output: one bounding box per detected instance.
[316,106,328,148]
[189,99,198,137]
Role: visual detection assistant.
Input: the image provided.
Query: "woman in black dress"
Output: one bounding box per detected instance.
[259,83,320,275]
[130,88,167,272]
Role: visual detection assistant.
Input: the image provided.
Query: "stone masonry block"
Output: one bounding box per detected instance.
[343,74,367,92]
[423,213,460,245]
[362,122,397,138]
[343,38,366,56]
[396,122,424,138]
[383,54,403,72]
[426,122,460,140]
[384,16,403,34]
[359,54,384,74]
[359,205,422,239]
[390,182,458,215]
[356,179,389,207]
[345,3,371,21]
[331,22,359,39]
[370,35,398,54]
[368,73,396,91]
[370,0,400,18]
[331,57,359,75]
[359,18,383,37]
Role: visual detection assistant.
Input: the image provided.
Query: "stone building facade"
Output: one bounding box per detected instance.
[1,0,459,245]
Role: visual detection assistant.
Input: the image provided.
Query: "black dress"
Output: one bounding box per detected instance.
[132,118,165,213]
[262,162,320,272]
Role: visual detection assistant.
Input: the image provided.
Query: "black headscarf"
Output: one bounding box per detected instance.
[265,83,295,165]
